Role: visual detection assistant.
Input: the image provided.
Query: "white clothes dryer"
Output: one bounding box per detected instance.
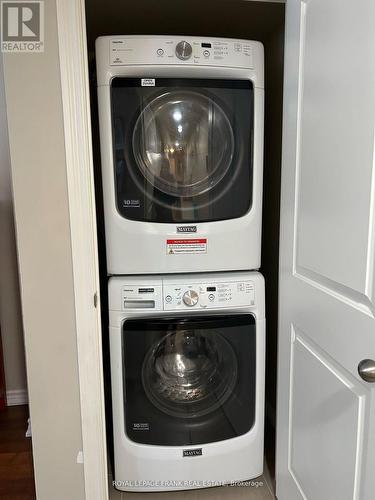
[108,271,265,492]
[96,36,264,275]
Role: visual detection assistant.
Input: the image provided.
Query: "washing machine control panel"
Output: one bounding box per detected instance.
[109,37,255,69]
[163,280,255,310]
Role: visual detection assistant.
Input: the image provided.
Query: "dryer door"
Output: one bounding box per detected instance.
[111,78,253,223]
[122,314,256,446]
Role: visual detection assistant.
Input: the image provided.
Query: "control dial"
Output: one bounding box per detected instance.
[183,290,199,307]
[175,40,192,60]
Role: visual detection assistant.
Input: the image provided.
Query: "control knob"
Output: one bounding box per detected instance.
[183,290,199,306]
[175,40,192,60]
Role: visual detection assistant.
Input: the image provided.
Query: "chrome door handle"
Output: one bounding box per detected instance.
[358,359,375,382]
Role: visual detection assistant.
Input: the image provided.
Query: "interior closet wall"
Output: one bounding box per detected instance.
[0,53,27,402]
[2,0,85,498]
[261,19,285,428]
[86,0,285,426]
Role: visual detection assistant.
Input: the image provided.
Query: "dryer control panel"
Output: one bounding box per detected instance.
[163,280,255,310]
[97,35,264,88]
[108,36,257,69]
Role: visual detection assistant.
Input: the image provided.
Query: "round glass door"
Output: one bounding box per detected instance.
[132,90,235,197]
[142,329,238,418]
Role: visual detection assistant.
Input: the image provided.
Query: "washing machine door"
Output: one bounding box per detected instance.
[111,78,253,223]
[122,314,256,446]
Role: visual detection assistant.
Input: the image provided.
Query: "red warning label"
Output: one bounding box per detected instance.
[167,238,207,255]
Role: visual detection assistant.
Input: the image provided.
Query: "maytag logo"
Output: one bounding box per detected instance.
[183,448,202,457]
[177,226,197,233]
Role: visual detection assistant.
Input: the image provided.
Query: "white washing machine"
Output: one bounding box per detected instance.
[108,271,265,492]
[96,36,264,275]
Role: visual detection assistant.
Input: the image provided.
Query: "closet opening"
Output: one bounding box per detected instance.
[84,1,285,497]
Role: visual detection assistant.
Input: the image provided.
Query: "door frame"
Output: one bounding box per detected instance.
[55,1,108,499]
[54,0,286,499]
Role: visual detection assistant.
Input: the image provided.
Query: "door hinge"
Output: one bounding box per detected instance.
[94,292,98,308]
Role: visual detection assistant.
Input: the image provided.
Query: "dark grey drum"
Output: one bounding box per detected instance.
[122,315,257,446]
[111,78,254,223]
[142,328,238,418]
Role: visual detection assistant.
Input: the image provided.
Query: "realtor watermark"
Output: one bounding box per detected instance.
[1,1,44,52]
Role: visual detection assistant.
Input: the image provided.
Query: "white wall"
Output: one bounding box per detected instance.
[0,53,27,401]
[2,0,86,498]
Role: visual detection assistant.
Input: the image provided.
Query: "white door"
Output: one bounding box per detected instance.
[276,1,375,499]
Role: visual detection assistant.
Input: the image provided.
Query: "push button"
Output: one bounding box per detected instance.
[200,293,208,308]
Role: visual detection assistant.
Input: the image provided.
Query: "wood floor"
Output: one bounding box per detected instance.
[0,405,36,500]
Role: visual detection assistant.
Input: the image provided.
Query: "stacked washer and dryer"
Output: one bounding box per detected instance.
[96,35,265,492]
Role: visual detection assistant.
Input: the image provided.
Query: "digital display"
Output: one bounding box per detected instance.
[138,288,154,294]
[206,286,216,292]
[201,43,212,48]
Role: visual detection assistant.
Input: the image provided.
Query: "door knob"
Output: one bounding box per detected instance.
[358,359,375,382]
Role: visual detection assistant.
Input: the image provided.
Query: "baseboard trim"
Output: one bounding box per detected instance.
[6,389,28,406]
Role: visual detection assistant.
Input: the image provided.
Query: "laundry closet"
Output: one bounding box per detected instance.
[86,1,284,491]
[82,0,375,499]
